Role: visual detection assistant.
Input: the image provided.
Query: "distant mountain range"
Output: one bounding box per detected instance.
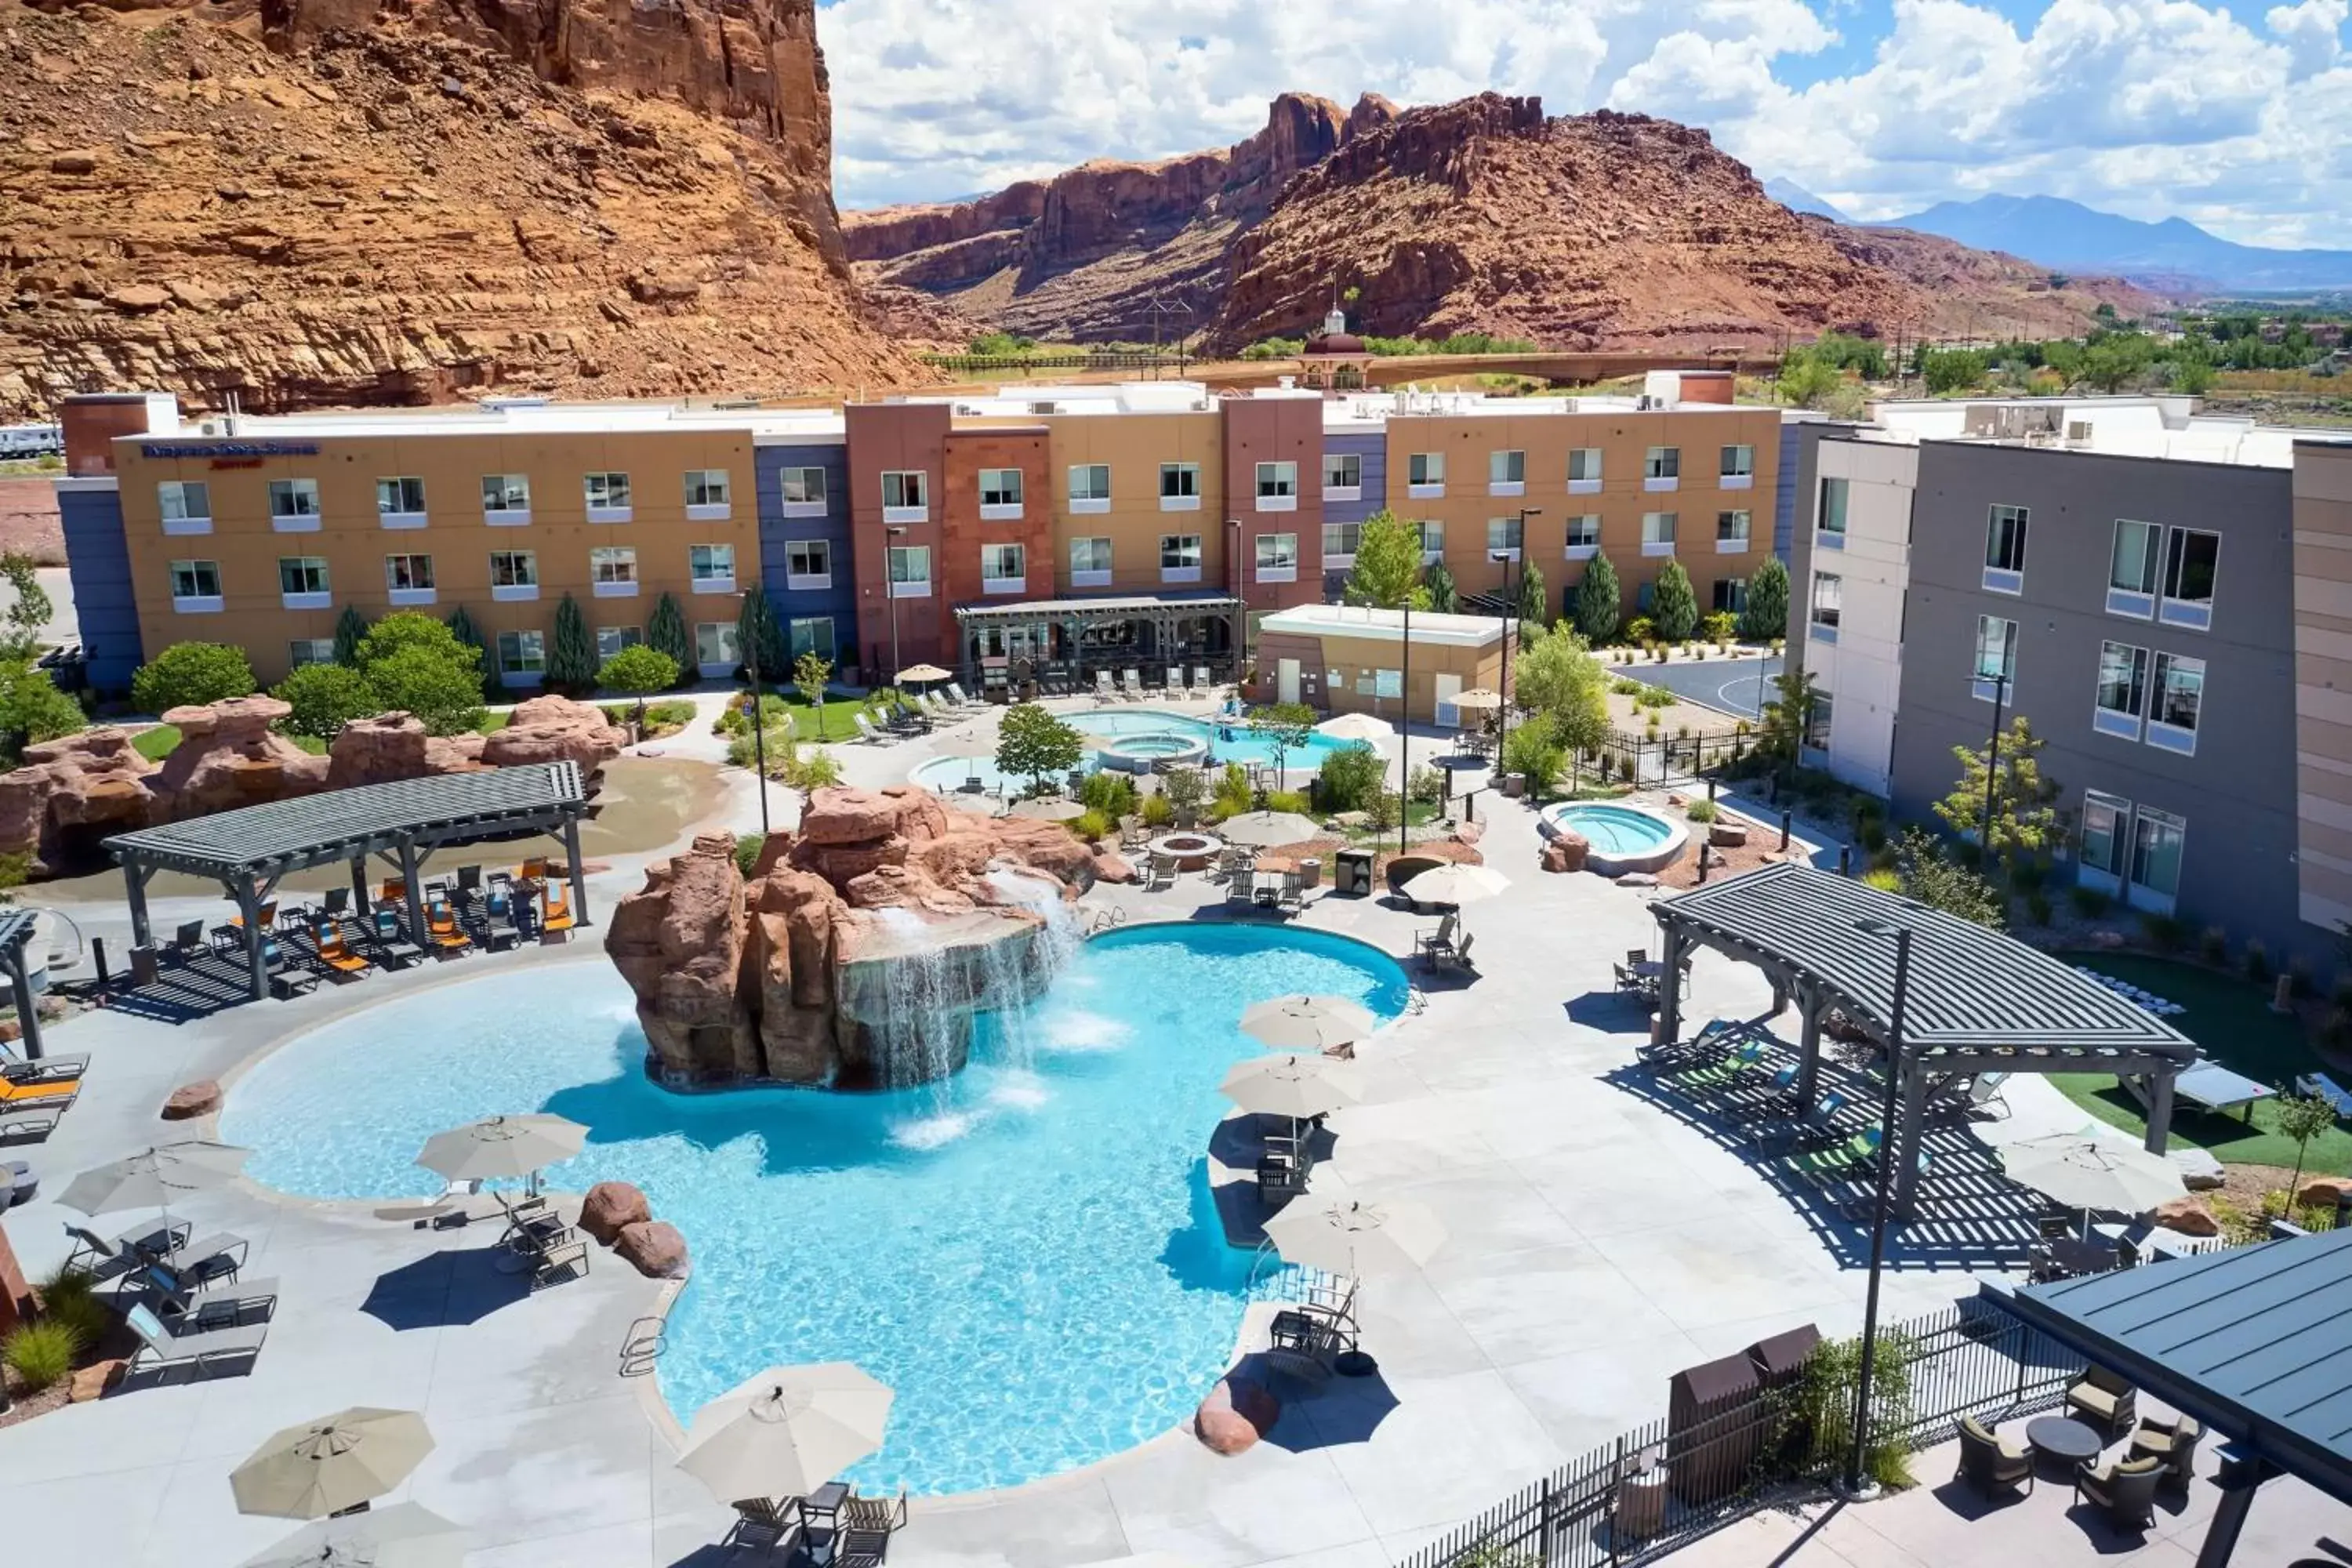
[1878,194,2352,294]
[1762,178,1852,224]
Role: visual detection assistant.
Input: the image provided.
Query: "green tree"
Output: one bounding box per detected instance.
[332,604,371,667]
[599,644,680,724]
[737,586,788,681]
[2170,350,2216,395]
[131,641,256,714]
[0,660,85,765]
[1742,557,1791,641]
[2276,1092,2338,1201]
[647,591,695,684]
[0,552,52,661]
[444,605,498,696]
[1933,714,2064,878]
[1245,700,1317,785]
[1759,666,1822,769]
[1513,622,1613,764]
[544,592,601,694]
[1921,348,1987,394]
[1890,826,2007,928]
[996,701,1084,793]
[1316,743,1385,811]
[271,662,380,740]
[354,612,486,735]
[2081,333,2155,393]
[1342,510,1429,610]
[793,649,835,739]
[1516,561,1548,648]
[1777,351,1845,410]
[1650,559,1699,641]
[1421,557,1460,614]
[1573,551,1622,644]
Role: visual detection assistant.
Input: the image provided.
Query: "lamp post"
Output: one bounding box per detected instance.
[742,591,770,837]
[1845,915,1914,1501]
[884,523,908,691]
[1980,669,2010,855]
[1227,516,1244,688]
[1400,592,1411,858]
[1494,506,1541,779]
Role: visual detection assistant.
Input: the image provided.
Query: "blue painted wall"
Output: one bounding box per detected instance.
[1318,431,1387,601]
[754,443,856,675]
[1774,422,1802,563]
[59,485,142,692]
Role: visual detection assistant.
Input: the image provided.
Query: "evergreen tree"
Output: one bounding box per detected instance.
[1421,557,1460,614]
[444,604,497,695]
[737,585,789,681]
[1650,559,1699,641]
[332,604,371,667]
[647,591,695,684]
[1572,552,1622,644]
[1933,713,2064,880]
[544,592,602,694]
[1341,510,1429,610]
[1741,557,1791,641]
[1516,561,1548,649]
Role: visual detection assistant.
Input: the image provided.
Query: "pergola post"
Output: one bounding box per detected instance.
[4,944,42,1061]
[2144,1069,2176,1155]
[1893,1055,1932,1219]
[1654,923,1684,1046]
[350,855,371,918]
[234,876,268,1002]
[122,860,156,985]
[397,839,425,947]
[563,817,590,929]
[2193,1446,2275,1568]
[1795,988,1824,1112]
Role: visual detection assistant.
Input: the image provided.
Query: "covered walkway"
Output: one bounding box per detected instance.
[105,763,592,1002]
[1653,862,2196,1217]
[952,590,1241,697]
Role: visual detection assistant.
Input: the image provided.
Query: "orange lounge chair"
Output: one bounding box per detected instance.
[314,926,370,977]
[229,901,278,931]
[426,902,473,954]
[513,857,548,884]
[539,885,576,936]
[0,1074,79,1106]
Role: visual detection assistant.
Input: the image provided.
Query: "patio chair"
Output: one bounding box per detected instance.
[313,924,371,979]
[833,1488,908,1568]
[1142,856,1174,892]
[321,886,351,919]
[136,1261,279,1326]
[1414,912,1458,963]
[1192,665,1211,696]
[0,1074,79,1112]
[1955,1417,2034,1499]
[1436,931,1477,974]
[425,902,474,957]
[1122,669,1145,701]
[1257,1145,1311,1207]
[170,920,207,964]
[456,864,482,895]
[539,884,577,939]
[64,1219,191,1279]
[2074,1454,2164,1531]
[2128,1414,2202,1491]
[125,1299,269,1377]
[1093,670,1116,704]
[2065,1364,2139,1438]
[530,1229,592,1290]
[0,1102,62,1142]
[229,900,278,931]
[1279,869,1304,911]
[1164,665,1183,697]
[2,1053,86,1086]
[725,1498,806,1557]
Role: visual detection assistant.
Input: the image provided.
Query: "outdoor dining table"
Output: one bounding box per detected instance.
[2025,1415,2104,1466]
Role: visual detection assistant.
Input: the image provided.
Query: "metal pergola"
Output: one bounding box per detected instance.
[1653,862,2195,1216]
[105,764,592,1001]
[0,910,45,1060]
[952,591,1243,692]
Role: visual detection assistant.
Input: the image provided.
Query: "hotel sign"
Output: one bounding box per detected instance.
[139,441,321,459]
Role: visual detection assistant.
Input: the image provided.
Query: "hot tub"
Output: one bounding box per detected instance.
[1098,733,1209,774]
[1537,802,1690,877]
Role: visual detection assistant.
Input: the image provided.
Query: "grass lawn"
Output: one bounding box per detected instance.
[2051,951,2352,1174]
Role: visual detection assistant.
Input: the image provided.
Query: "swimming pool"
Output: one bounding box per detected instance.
[909,708,1367,797]
[1538,801,1689,875]
[220,925,1409,1495]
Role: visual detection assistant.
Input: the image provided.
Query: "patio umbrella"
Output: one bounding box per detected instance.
[895,662,952,686]
[60,1140,249,1230]
[1240,995,1379,1054]
[1316,713,1394,743]
[1012,797,1087,822]
[1450,688,1504,710]
[1265,1195,1446,1279]
[239,1504,469,1568]
[676,1362,894,1504]
[1221,1051,1365,1120]
[1998,1134,2185,1216]
[231,1408,435,1519]
[1218,811,1322,848]
[416,1114,585,1197]
[1402,863,1511,906]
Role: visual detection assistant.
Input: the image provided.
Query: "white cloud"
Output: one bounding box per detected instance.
[818,0,2352,247]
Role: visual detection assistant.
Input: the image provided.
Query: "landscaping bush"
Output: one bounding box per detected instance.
[1141,793,1174,828]
[1685,799,1717,824]
[1266,789,1312,815]
[714,693,788,735]
[3,1317,82,1392]
[725,726,793,771]
[1610,677,1642,697]
[1162,767,1206,821]
[272,661,380,740]
[2244,939,2270,982]
[786,747,843,792]
[1701,611,1739,643]
[598,644,681,704]
[645,699,696,729]
[1070,808,1114,843]
[1317,745,1385,812]
[1406,764,1447,805]
[734,833,764,877]
[1080,771,1138,818]
[354,613,488,735]
[1501,724,1563,793]
[132,641,256,715]
[2140,912,2187,951]
[2025,890,2053,926]
[2200,925,2230,965]
[2070,884,2111,919]
[1623,615,1656,645]
[1366,789,1402,832]
[1209,762,1253,820]
[1861,867,1902,894]
[1633,684,1676,710]
[37,1265,107,1350]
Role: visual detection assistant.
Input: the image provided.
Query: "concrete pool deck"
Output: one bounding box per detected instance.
[0,699,2082,1566]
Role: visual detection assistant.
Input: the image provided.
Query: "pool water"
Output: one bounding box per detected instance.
[909,708,1367,797]
[1547,803,1675,855]
[220,925,1408,1495]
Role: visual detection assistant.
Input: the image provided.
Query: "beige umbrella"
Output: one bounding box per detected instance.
[61,1140,250,1222]
[231,1408,435,1520]
[1221,1052,1365,1120]
[896,662,952,684]
[1450,688,1504,710]
[1316,713,1394,743]
[1998,1134,2185,1215]
[677,1362,895,1504]
[1240,995,1379,1054]
[1266,1195,1446,1279]
[1402,862,1512,906]
[1012,797,1088,822]
[240,1503,468,1568]
[416,1114,586,1196]
[1218,811,1322,848]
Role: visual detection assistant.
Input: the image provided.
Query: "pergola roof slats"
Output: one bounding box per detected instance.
[953,591,1243,623]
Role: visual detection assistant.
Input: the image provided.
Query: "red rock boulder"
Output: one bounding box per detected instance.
[325,713,489,789]
[1092,851,1137,884]
[2153,1196,2219,1237]
[161,1080,221,1120]
[1541,833,1588,873]
[604,833,761,1083]
[480,695,628,774]
[581,1181,652,1245]
[0,727,158,874]
[147,696,330,820]
[614,1219,691,1279]
[1194,1374,1280,1454]
[2298,1177,2352,1209]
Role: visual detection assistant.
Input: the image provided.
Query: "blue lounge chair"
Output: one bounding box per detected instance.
[2296,1073,2352,1120]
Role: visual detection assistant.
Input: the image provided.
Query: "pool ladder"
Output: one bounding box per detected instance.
[1080,906,1128,936]
[619,1314,667,1378]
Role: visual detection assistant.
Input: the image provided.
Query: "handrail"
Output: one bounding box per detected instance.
[619,1313,666,1377]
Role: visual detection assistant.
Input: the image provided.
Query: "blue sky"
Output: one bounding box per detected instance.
[815,0,2352,249]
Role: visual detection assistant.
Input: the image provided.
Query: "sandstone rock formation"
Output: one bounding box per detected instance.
[605,786,1092,1090]
[479,695,629,774]
[614,1218,690,1279]
[2153,1195,2219,1238]
[0,0,927,417]
[0,727,157,876]
[580,1180,652,1245]
[1194,1374,1280,1455]
[147,695,329,821]
[161,1080,222,1120]
[321,714,486,789]
[1541,833,1588,874]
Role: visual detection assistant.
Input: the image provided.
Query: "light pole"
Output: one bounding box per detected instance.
[1227,516,1244,689]
[742,590,770,837]
[1399,593,1411,858]
[1980,670,2010,855]
[884,523,908,691]
[1494,506,1540,782]
[1846,916,1914,1501]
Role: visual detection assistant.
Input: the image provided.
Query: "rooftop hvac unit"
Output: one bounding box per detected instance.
[1029,402,1058,415]
[2066,420,2095,445]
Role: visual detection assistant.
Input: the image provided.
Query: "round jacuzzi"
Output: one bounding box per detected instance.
[1098,733,1209,773]
[1538,801,1690,877]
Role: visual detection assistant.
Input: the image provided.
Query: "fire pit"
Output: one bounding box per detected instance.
[1147,831,1224,873]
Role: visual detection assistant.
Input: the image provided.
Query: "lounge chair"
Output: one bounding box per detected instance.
[833,1489,907,1568]
[2,1052,87,1085]
[136,1261,279,1327]
[529,1229,591,1290]
[1955,1417,2033,1500]
[1436,931,1477,974]
[2074,1454,2164,1531]
[229,900,278,932]
[2296,1072,2352,1120]
[852,712,891,746]
[1192,665,1211,698]
[2128,1414,2202,1491]
[314,924,371,978]
[1121,669,1145,701]
[125,1299,268,1377]
[1165,665,1184,697]
[539,884,577,939]
[425,902,473,957]
[170,920,207,964]
[379,877,409,906]
[945,682,978,710]
[64,1219,192,1279]
[725,1497,806,1556]
[5,1157,34,1207]
[2065,1364,2138,1438]
[0,1075,79,1111]
[1094,670,1116,704]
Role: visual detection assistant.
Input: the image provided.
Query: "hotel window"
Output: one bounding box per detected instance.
[1817,477,1849,539]
[978,468,1024,509]
[1564,514,1602,552]
[385,554,434,591]
[2079,793,2130,883]
[489,550,538,588]
[1715,510,1751,549]
[1489,449,1525,493]
[376,477,426,519]
[1256,532,1298,573]
[590,546,637,585]
[2149,652,2204,753]
[2161,528,2220,630]
[1323,452,1361,493]
[497,630,546,677]
[278,557,330,597]
[1070,537,1112,583]
[1803,689,1834,751]
[1713,577,1748,614]
[786,540,831,587]
[887,544,931,593]
[1069,464,1111,503]
[695,621,741,670]
[595,626,642,661]
[1407,452,1445,490]
[482,474,531,515]
[684,469,731,509]
[1809,572,1842,631]
[1254,461,1298,505]
[1486,517,1523,557]
[1720,445,1755,478]
[779,466,828,509]
[789,617,837,661]
[2107,518,2160,616]
[1567,448,1602,490]
[981,542,1025,588]
[269,478,321,522]
[1984,503,2029,591]
[689,544,735,586]
[289,638,336,668]
[880,470,927,515]
[169,559,221,607]
[2094,641,2150,739]
[158,481,212,531]
[1641,511,1677,555]
[2129,807,2187,904]
[1322,521,1361,558]
[1972,615,2016,700]
[584,471,633,516]
[1160,534,1203,570]
[1417,520,1445,558]
[1159,462,1200,506]
[1644,446,1680,481]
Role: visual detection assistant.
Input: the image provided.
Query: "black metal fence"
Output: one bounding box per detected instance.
[1588,728,1755,788]
[1392,1303,2086,1568]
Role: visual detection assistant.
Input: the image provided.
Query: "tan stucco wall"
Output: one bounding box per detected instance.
[2295,441,2352,929]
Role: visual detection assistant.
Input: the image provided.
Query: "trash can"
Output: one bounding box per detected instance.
[1298,856,1323,891]
[1334,849,1374,897]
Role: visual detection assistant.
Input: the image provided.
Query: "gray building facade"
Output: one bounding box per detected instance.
[1886,441,2306,965]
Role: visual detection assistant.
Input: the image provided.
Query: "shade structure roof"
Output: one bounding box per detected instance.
[105,763,588,882]
[0,909,38,963]
[1653,862,2194,1070]
[1994,1226,2352,1504]
[953,591,1242,622]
